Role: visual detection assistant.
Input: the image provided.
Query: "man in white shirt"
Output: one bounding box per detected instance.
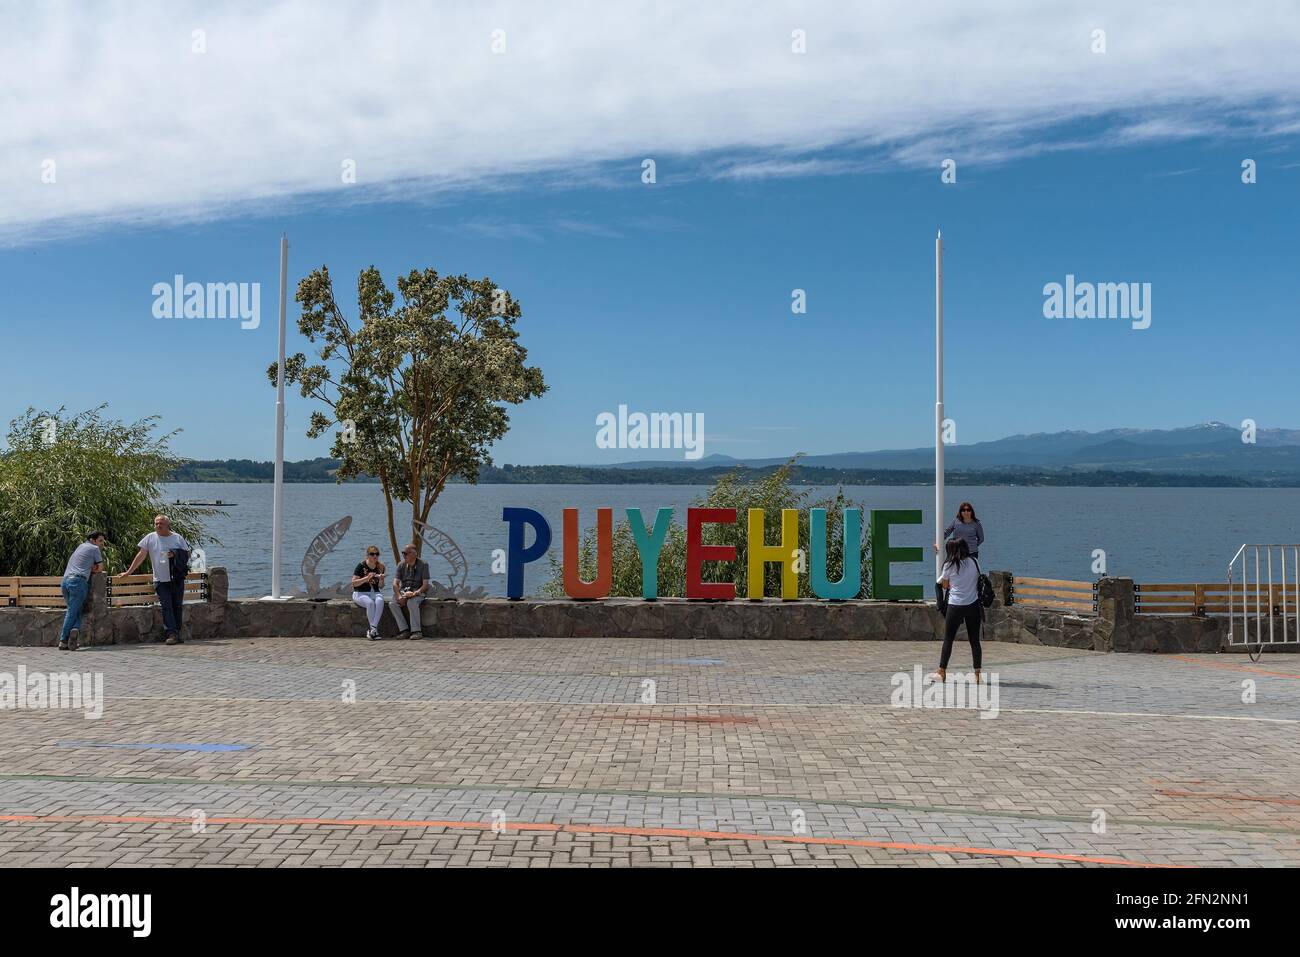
[119,515,191,645]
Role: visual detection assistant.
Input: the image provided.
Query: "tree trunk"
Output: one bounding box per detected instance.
[379,471,400,565]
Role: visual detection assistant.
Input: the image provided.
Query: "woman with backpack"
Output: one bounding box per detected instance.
[934,538,984,684]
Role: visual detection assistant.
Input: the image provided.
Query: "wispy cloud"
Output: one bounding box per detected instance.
[447,217,543,241]
[4,0,1300,243]
[716,158,858,180]
[434,215,626,241]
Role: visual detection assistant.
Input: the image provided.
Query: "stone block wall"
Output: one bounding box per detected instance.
[0,566,1292,652]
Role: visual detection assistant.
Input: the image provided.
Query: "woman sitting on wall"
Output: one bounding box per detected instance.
[351,546,386,641]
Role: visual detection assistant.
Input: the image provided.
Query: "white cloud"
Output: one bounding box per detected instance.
[3,0,1299,242]
[717,158,858,180]
[436,215,624,241]
[445,217,543,242]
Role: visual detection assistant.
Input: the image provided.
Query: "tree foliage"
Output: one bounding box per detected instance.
[271,265,547,563]
[0,406,212,575]
[542,459,872,598]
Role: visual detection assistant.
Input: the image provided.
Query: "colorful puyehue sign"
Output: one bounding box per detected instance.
[502,507,924,600]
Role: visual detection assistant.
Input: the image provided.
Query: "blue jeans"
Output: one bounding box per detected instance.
[155,579,185,638]
[60,575,90,642]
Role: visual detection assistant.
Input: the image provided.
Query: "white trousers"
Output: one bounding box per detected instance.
[352,591,385,629]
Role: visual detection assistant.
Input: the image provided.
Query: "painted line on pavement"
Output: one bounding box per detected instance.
[0,811,1179,867]
[1155,788,1300,807]
[1167,655,1300,679]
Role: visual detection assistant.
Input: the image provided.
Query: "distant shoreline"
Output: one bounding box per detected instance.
[166,463,1295,489]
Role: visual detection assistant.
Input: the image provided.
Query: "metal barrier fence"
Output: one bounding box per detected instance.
[1227,544,1300,658]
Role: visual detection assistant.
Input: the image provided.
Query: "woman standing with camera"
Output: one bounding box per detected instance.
[934,538,983,685]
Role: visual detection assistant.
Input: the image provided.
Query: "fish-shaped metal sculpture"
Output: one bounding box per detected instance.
[412,519,479,598]
[301,515,352,597]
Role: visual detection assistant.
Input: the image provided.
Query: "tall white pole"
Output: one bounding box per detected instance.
[270,233,288,599]
[935,229,944,578]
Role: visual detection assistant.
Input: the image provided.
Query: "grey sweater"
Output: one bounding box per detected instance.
[943,519,984,556]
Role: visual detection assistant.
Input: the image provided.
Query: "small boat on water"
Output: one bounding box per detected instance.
[175,499,237,506]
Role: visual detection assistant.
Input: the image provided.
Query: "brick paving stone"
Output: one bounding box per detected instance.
[2,637,1298,867]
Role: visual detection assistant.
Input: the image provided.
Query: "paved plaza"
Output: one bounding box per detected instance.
[1,636,1298,867]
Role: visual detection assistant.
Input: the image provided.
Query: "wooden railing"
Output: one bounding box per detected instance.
[1,573,208,608]
[0,576,69,608]
[1007,575,1097,615]
[109,573,208,607]
[1136,581,1285,617]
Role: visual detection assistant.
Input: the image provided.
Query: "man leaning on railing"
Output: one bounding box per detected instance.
[59,531,106,651]
[118,514,191,646]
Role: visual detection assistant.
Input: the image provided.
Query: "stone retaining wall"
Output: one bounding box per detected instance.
[0,567,1289,652]
[220,594,950,642]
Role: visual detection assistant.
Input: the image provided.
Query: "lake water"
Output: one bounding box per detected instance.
[162,482,1300,598]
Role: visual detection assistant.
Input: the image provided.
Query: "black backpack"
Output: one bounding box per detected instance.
[973,558,995,608]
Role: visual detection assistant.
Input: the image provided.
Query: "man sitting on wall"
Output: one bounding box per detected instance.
[389,543,431,640]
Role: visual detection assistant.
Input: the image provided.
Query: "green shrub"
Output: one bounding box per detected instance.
[0,406,213,575]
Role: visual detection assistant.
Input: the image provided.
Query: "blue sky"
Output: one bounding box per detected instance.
[2,2,1298,464]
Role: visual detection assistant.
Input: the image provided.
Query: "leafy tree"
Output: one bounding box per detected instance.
[542,459,872,598]
[271,265,546,563]
[0,406,212,575]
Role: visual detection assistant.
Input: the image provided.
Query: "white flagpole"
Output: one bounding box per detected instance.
[935,229,944,579]
[269,233,288,600]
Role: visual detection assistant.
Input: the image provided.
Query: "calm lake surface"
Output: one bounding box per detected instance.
[162,483,1300,598]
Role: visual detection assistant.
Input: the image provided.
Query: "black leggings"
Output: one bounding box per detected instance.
[940,601,982,669]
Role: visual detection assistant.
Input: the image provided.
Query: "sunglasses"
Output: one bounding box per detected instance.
[367,552,380,557]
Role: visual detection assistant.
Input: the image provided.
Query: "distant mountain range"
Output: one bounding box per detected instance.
[589,422,1300,479]
[167,423,1300,486]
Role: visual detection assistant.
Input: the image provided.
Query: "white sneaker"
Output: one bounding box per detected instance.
[367,627,380,641]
